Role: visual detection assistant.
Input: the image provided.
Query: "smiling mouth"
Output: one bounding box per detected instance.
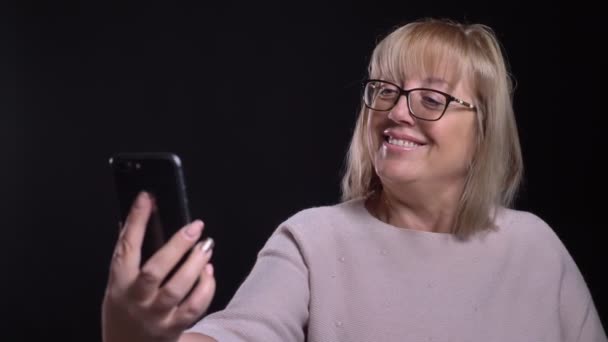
[385,136,424,148]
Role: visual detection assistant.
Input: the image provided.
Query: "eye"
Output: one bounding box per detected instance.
[378,87,398,98]
[419,91,446,109]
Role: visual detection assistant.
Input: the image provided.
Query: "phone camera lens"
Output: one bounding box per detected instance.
[118,161,132,172]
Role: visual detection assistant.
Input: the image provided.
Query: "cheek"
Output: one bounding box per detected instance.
[366,113,385,149]
[459,117,478,159]
[427,117,477,160]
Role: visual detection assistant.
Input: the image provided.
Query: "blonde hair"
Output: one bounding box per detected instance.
[341,18,523,239]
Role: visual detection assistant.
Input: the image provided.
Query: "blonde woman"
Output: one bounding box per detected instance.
[102,18,606,342]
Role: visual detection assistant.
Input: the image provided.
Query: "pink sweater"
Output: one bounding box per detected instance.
[186,198,606,341]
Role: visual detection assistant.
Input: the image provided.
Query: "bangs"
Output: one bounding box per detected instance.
[369,24,471,91]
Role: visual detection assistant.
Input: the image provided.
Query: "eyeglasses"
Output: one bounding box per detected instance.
[362,79,476,121]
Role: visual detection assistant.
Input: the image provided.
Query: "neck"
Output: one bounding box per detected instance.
[370,180,465,234]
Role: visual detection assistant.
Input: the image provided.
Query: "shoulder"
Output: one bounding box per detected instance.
[262,198,366,253]
[495,208,599,335]
[280,198,364,232]
[494,207,564,249]
[494,207,584,279]
[495,207,553,233]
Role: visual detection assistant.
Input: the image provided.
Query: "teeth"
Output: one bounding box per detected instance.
[388,137,421,148]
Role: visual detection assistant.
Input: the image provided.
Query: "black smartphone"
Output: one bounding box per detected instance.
[109,152,193,269]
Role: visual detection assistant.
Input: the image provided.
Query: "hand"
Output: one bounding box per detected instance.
[102,191,216,342]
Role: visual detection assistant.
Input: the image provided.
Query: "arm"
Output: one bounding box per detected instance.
[178,333,217,342]
[557,248,607,341]
[573,296,607,342]
[183,224,310,342]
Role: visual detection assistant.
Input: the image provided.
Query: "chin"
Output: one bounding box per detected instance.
[374,159,420,186]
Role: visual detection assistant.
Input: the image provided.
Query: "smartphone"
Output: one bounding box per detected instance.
[109,152,194,271]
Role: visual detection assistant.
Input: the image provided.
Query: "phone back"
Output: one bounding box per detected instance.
[109,152,191,266]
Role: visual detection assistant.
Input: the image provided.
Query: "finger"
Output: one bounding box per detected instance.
[151,238,214,312]
[108,191,152,289]
[172,263,216,330]
[130,220,204,302]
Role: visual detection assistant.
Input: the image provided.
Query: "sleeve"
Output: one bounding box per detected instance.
[575,297,607,342]
[557,244,607,342]
[184,224,310,342]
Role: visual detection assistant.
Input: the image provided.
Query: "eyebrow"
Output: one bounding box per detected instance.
[421,77,450,87]
[381,76,455,90]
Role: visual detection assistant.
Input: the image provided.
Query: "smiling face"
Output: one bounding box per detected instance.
[342,19,524,238]
[366,77,478,190]
[362,23,481,194]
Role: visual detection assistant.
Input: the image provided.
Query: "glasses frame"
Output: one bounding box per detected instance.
[362,79,476,121]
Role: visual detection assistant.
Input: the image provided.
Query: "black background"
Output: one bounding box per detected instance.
[8,1,605,340]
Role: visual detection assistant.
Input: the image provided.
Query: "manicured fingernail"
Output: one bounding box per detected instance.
[201,237,214,254]
[184,221,203,238]
[205,263,214,275]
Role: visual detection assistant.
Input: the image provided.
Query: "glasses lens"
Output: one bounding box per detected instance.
[364,81,399,111]
[409,89,448,120]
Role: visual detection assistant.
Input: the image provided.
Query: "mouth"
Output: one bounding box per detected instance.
[382,131,427,150]
[385,136,424,148]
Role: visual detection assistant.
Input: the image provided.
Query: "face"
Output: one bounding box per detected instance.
[366,77,478,191]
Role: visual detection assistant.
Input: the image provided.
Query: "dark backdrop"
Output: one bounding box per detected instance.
[8,1,604,340]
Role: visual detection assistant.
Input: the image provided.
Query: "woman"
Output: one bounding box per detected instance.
[102,18,607,342]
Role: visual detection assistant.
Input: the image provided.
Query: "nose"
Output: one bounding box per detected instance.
[387,94,416,125]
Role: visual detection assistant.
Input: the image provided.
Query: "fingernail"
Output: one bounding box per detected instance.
[205,263,214,275]
[136,191,148,205]
[184,221,203,238]
[201,237,214,254]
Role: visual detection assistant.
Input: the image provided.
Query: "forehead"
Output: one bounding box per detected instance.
[369,29,474,94]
